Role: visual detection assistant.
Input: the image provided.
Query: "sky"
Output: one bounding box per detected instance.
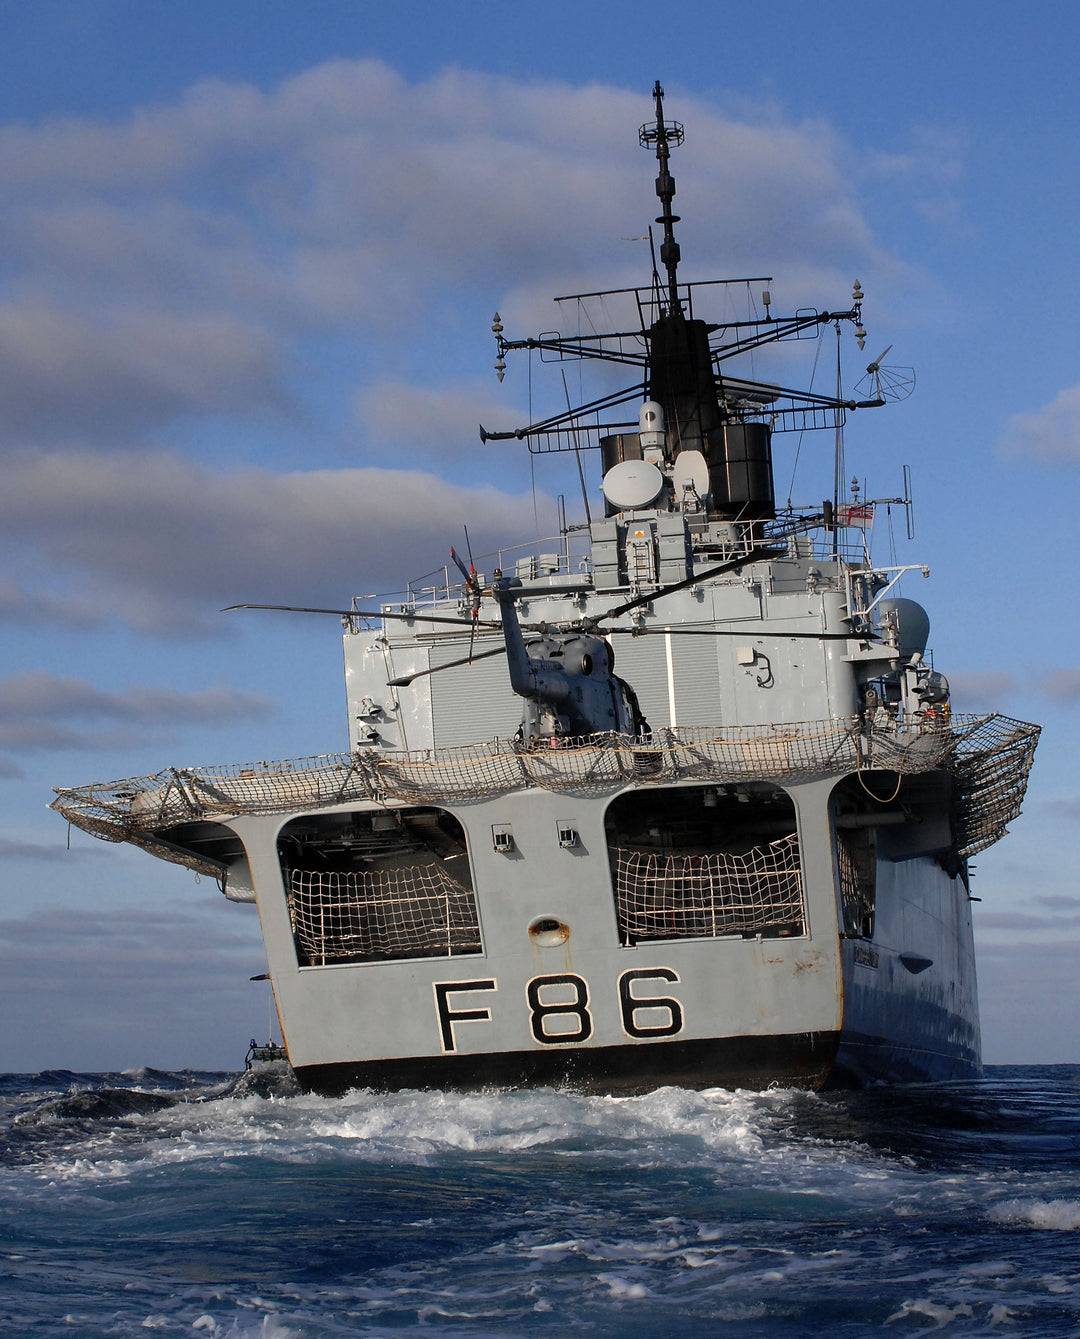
[1,0,1078,1071]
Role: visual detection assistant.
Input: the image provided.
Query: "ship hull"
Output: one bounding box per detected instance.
[294,1029,841,1097]
[226,768,983,1095]
[833,857,982,1085]
[51,709,1034,1093]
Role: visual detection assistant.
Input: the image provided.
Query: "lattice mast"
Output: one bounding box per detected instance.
[484,82,881,533]
[641,83,747,513]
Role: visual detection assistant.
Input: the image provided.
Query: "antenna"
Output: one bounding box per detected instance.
[639,81,685,315]
[854,346,915,404]
[647,225,663,311]
[903,463,915,540]
[562,369,592,526]
[863,466,915,541]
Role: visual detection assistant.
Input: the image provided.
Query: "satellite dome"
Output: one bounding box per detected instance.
[879,598,930,659]
[601,460,665,511]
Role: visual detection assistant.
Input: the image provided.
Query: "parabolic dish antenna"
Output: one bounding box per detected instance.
[672,449,710,500]
[601,460,665,511]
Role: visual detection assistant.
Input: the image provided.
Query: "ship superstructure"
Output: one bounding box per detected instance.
[52,85,1038,1092]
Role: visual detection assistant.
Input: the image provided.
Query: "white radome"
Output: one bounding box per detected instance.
[601,459,665,511]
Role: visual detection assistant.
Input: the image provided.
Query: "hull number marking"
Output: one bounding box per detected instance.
[435,970,685,1049]
[527,973,593,1044]
[434,979,497,1052]
[618,968,684,1038]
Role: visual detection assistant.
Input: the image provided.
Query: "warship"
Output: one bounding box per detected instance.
[53,84,1039,1094]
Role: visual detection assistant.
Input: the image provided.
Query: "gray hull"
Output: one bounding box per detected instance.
[223,767,984,1095]
[835,859,981,1085]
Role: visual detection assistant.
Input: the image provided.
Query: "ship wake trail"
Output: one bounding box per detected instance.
[2,1068,1080,1337]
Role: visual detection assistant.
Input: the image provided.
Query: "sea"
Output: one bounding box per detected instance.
[2,1065,1079,1338]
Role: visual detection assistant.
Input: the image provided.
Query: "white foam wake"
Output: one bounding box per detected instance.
[987,1197,1080,1230]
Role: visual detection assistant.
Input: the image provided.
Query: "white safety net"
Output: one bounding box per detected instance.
[612,832,804,943]
[52,714,1040,868]
[285,864,482,965]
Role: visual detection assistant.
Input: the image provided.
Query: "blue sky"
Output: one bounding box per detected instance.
[1,0,1078,1071]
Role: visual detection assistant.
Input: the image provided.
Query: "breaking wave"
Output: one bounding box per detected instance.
[2,1065,1080,1336]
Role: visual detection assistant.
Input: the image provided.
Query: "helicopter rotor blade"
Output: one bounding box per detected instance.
[449,547,475,590]
[223,603,503,630]
[451,535,484,661]
[602,625,875,642]
[597,545,777,624]
[386,645,507,687]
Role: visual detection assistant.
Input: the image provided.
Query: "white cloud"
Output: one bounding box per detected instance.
[0,671,272,722]
[0,447,546,632]
[866,124,969,231]
[1034,894,1080,909]
[0,64,911,637]
[1038,669,1080,702]
[0,578,102,628]
[0,61,901,455]
[0,302,284,445]
[0,837,88,860]
[948,666,1080,707]
[1001,384,1080,463]
[978,911,1080,932]
[0,670,274,752]
[355,380,531,463]
[869,125,967,186]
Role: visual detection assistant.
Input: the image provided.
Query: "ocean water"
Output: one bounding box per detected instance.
[2,1066,1079,1337]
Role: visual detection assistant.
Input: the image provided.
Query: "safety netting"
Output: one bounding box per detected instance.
[51,713,1039,862]
[836,828,876,936]
[50,755,372,842]
[612,833,804,943]
[286,864,483,965]
[371,741,524,802]
[659,720,861,781]
[946,714,1042,858]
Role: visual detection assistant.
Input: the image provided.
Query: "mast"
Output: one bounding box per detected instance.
[485,82,883,531]
[638,86,770,519]
[639,80,684,316]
